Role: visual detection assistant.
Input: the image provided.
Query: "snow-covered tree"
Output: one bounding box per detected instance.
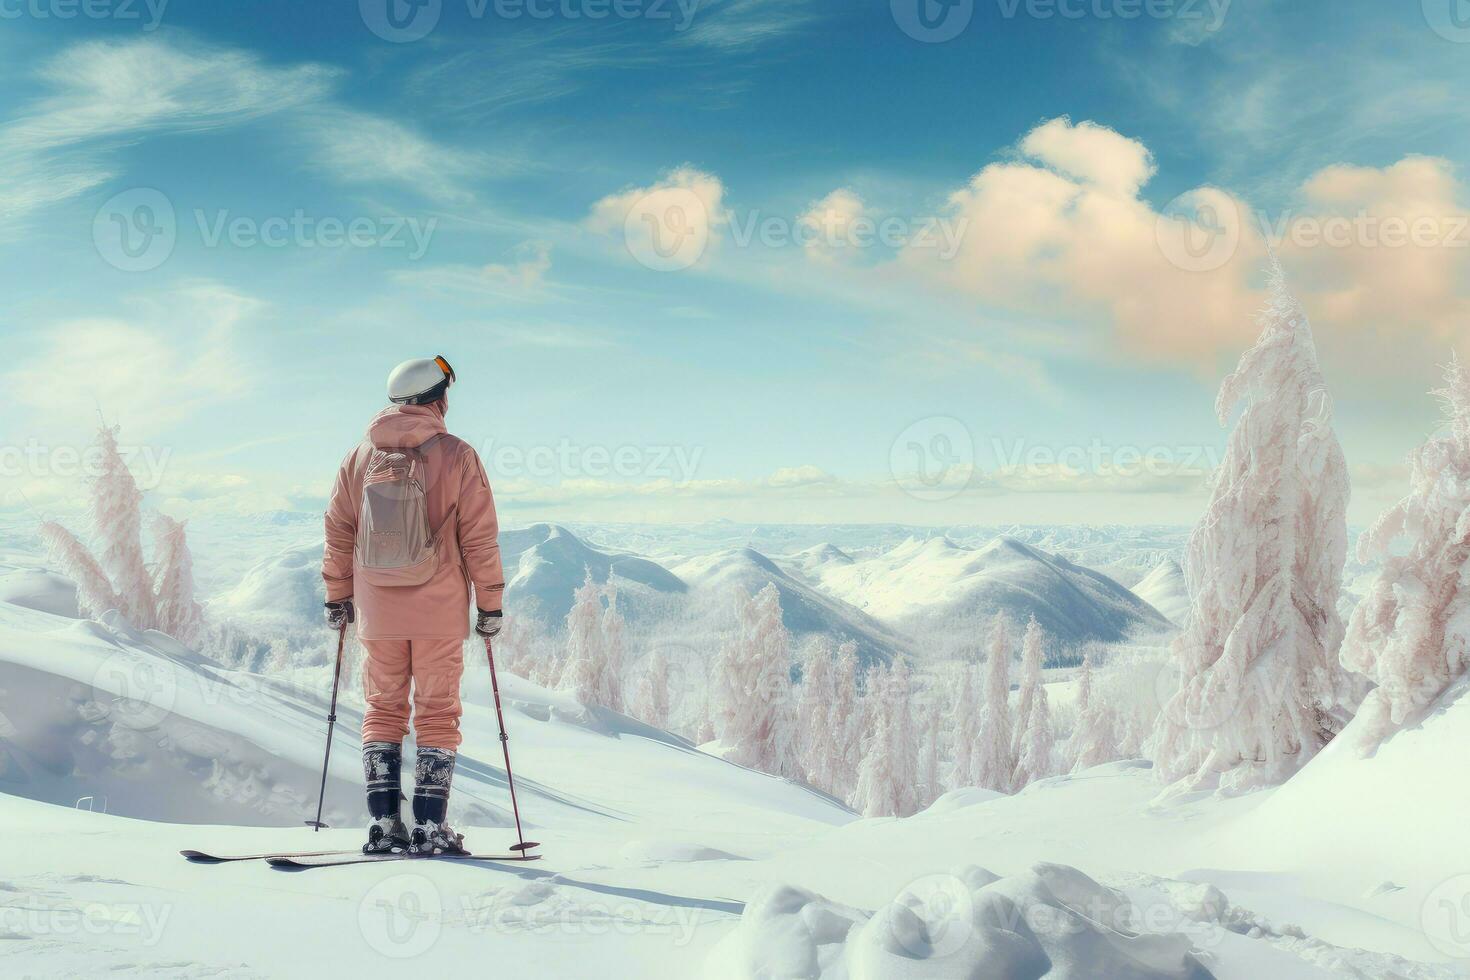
[851,660,919,817]
[38,426,208,645]
[796,638,838,790]
[631,649,673,730]
[1341,356,1470,746]
[919,695,944,807]
[1012,616,1046,762]
[1151,261,1358,794]
[828,642,862,798]
[886,658,920,816]
[39,521,119,619]
[151,514,204,646]
[1070,650,1119,771]
[561,571,624,711]
[91,425,157,628]
[947,664,982,790]
[1016,679,1055,787]
[600,586,626,712]
[974,613,1017,793]
[715,585,800,779]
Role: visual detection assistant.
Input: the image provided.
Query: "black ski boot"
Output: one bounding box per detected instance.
[362,741,409,854]
[365,815,411,854]
[409,747,465,855]
[410,819,468,855]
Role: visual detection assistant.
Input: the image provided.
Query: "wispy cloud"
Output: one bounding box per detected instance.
[0,38,336,226]
[676,0,821,50]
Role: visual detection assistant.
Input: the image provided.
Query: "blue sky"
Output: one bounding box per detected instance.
[1,0,1468,526]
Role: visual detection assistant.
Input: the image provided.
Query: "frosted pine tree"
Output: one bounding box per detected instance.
[1011,617,1046,763]
[886,658,921,816]
[715,585,800,779]
[852,684,900,817]
[39,522,119,619]
[919,696,944,807]
[947,664,982,789]
[1152,261,1357,793]
[1341,356,1470,746]
[631,650,673,729]
[974,613,1017,793]
[151,514,204,646]
[600,586,626,712]
[90,426,158,628]
[1016,680,1055,786]
[563,571,609,706]
[828,642,862,798]
[796,638,838,790]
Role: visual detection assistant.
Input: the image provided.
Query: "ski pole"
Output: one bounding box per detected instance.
[306,623,348,832]
[484,636,539,853]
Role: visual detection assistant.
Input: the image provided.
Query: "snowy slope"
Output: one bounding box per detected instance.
[673,548,902,667]
[1134,558,1191,625]
[816,536,1175,658]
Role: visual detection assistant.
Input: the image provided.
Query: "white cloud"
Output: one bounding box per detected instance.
[797,189,871,263]
[0,38,336,226]
[3,282,262,440]
[396,241,554,297]
[586,166,727,271]
[298,108,486,201]
[677,0,820,50]
[1019,117,1157,197]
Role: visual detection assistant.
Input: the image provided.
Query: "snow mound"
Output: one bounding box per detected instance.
[708,863,1212,979]
[919,786,1006,813]
[0,568,80,618]
[208,542,326,629]
[1133,558,1190,626]
[817,536,1173,657]
[620,840,747,864]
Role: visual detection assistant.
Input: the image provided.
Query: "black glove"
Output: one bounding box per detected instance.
[475,608,502,638]
[325,599,355,630]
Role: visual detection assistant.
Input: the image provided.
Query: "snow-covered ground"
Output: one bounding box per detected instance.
[0,517,1458,978]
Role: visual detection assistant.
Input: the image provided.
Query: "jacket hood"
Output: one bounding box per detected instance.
[366,402,447,450]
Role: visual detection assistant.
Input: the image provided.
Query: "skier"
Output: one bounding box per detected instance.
[321,355,506,856]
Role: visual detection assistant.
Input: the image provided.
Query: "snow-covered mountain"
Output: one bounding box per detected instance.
[501,523,687,625]
[673,547,901,668]
[1133,558,1191,625]
[815,536,1175,659]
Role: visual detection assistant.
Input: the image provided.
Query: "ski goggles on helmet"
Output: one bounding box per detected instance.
[434,355,456,388]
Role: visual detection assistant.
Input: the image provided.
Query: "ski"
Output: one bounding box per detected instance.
[181,848,360,864]
[267,851,542,870]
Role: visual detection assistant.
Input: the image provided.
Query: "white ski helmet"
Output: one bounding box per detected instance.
[387,355,456,405]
